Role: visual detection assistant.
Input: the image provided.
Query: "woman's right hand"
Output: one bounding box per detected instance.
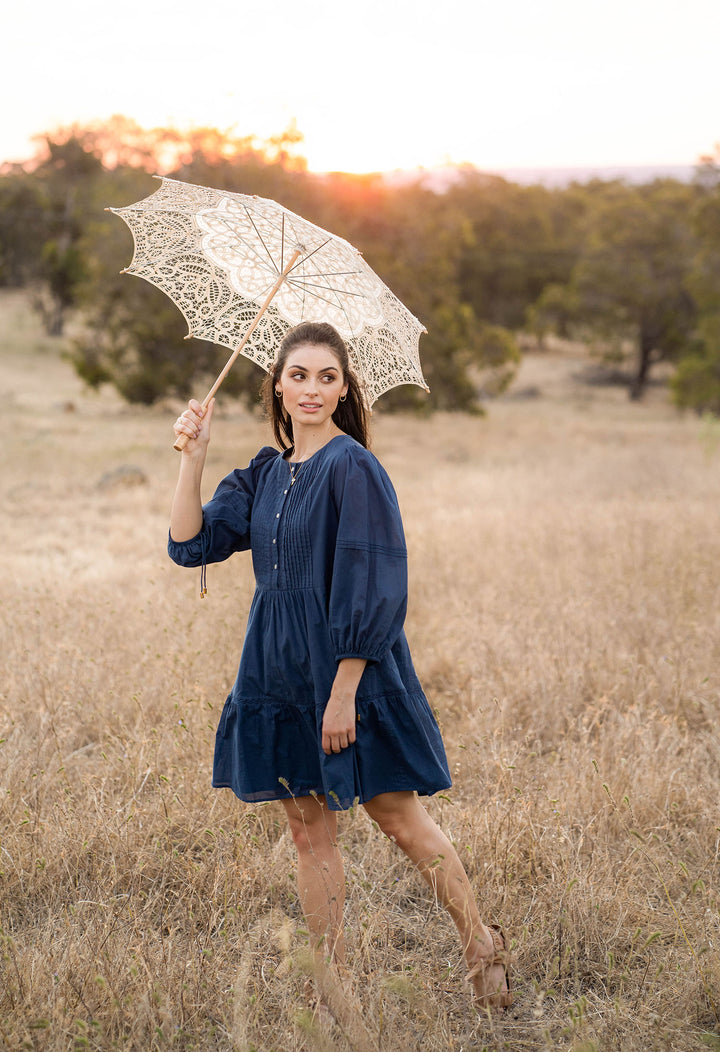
[173,398,215,455]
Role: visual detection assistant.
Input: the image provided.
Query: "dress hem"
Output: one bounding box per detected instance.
[211,778,453,811]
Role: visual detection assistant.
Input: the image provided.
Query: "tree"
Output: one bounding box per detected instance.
[671,149,720,414]
[525,282,579,347]
[671,333,720,414]
[1,133,106,334]
[73,275,260,406]
[445,171,583,331]
[560,180,699,398]
[73,165,262,406]
[349,178,521,411]
[70,130,317,407]
[76,149,520,413]
[35,135,108,334]
[0,172,47,286]
[5,119,520,412]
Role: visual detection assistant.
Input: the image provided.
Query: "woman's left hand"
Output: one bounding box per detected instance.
[322,658,366,755]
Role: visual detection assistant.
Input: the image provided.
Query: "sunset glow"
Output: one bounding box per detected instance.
[3,0,718,173]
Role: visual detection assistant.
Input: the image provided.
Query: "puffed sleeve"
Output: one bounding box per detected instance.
[328,447,408,663]
[168,446,279,568]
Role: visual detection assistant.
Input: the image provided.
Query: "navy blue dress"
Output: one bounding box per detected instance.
[168,433,451,811]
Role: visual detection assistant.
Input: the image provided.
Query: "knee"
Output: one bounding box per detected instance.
[369,808,410,848]
[364,794,431,852]
[285,808,332,856]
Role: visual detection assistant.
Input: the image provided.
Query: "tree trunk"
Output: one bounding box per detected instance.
[629,329,655,400]
[46,302,65,337]
[32,289,65,337]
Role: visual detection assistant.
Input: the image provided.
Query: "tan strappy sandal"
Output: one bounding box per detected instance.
[466,924,513,1013]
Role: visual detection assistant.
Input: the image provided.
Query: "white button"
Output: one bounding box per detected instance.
[274,564,277,570]
[272,539,276,544]
[276,513,280,518]
[284,490,288,494]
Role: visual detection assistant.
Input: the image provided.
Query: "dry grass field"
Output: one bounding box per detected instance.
[2,288,720,1051]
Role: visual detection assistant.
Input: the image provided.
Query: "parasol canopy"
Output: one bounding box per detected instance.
[108,177,429,412]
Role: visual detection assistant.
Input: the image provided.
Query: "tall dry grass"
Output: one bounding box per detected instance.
[2,290,720,1050]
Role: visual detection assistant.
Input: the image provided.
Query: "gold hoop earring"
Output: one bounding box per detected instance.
[275,389,282,399]
[339,393,347,402]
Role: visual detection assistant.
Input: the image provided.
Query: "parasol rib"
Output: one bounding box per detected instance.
[288,237,332,271]
[243,205,286,273]
[288,280,368,299]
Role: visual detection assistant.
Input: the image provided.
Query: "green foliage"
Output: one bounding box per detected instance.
[67,137,522,411]
[68,164,259,406]
[447,170,583,329]
[36,238,88,336]
[1,133,105,335]
[4,120,719,413]
[671,336,720,415]
[0,174,47,285]
[531,179,700,397]
[672,150,720,415]
[73,259,263,407]
[474,323,521,396]
[525,282,580,345]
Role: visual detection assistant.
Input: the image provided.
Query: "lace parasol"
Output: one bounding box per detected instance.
[108,177,428,422]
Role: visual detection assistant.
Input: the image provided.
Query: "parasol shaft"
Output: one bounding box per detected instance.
[174,248,302,451]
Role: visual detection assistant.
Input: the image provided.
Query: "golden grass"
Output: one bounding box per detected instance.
[2,289,720,1050]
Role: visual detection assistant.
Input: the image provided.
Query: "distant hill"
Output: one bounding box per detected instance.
[383,163,696,190]
[483,163,696,187]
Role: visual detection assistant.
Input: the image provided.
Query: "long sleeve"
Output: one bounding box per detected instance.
[328,447,408,663]
[168,446,279,567]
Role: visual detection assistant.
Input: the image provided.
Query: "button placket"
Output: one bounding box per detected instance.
[272,478,292,575]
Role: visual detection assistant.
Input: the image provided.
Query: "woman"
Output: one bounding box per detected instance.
[169,321,511,1013]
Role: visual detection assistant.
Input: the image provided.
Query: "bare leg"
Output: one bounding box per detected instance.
[281,795,346,967]
[363,791,509,1007]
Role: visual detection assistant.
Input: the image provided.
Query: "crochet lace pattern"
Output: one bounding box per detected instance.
[109,177,429,405]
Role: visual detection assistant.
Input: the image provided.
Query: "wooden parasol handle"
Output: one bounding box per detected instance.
[173,248,302,451]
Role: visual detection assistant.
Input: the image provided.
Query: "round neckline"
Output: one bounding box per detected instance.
[283,432,346,467]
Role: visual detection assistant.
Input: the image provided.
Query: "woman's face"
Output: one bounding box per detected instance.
[276,343,348,432]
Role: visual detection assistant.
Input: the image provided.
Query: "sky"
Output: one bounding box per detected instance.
[3,0,718,174]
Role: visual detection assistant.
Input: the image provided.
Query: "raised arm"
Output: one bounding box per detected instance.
[170,398,215,542]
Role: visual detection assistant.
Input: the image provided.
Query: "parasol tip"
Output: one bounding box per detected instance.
[184,333,192,340]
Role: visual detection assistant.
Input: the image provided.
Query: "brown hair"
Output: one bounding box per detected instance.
[261,322,370,451]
